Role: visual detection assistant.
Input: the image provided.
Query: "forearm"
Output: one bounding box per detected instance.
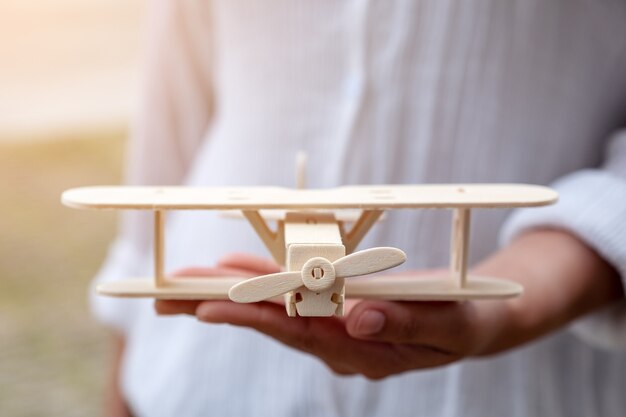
[474,228,624,355]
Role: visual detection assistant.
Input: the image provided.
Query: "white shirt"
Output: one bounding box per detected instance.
[93,1,626,416]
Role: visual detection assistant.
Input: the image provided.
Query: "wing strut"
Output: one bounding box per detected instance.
[242,210,286,265]
[450,208,471,287]
[340,210,384,254]
[154,210,166,287]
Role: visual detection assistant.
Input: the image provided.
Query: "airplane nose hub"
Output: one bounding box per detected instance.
[301,257,335,292]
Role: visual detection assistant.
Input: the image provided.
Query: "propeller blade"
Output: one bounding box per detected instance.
[333,247,406,278]
[229,271,302,302]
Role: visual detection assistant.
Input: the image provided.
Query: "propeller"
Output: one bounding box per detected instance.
[229,247,406,303]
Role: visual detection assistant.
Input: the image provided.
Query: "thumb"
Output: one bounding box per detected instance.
[345,300,479,353]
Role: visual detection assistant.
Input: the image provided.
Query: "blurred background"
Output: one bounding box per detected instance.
[0,1,143,414]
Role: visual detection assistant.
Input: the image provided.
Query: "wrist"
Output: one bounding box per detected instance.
[471,228,623,355]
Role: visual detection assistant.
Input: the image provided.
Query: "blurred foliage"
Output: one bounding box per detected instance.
[0,131,124,416]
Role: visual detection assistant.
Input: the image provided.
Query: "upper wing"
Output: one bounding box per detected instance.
[62,184,557,210]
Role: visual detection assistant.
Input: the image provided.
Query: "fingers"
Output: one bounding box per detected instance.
[163,298,472,377]
[345,300,482,356]
[171,266,257,278]
[155,300,201,316]
[171,252,281,279]
[195,301,338,353]
[194,301,410,379]
[217,253,281,275]
[156,255,279,317]
[157,265,254,316]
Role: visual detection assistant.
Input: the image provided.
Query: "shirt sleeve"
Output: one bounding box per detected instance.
[91,0,215,333]
[500,129,626,350]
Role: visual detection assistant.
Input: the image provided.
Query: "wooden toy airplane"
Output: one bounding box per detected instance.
[62,172,557,317]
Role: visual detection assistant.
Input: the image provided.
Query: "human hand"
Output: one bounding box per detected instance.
[156,230,622,379]
[156,258,509,378]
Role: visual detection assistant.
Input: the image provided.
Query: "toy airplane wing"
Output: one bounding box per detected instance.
[63,184,557,316]
[62,184,556,210]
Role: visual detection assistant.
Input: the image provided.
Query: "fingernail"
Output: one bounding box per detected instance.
[355,310,386,336]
